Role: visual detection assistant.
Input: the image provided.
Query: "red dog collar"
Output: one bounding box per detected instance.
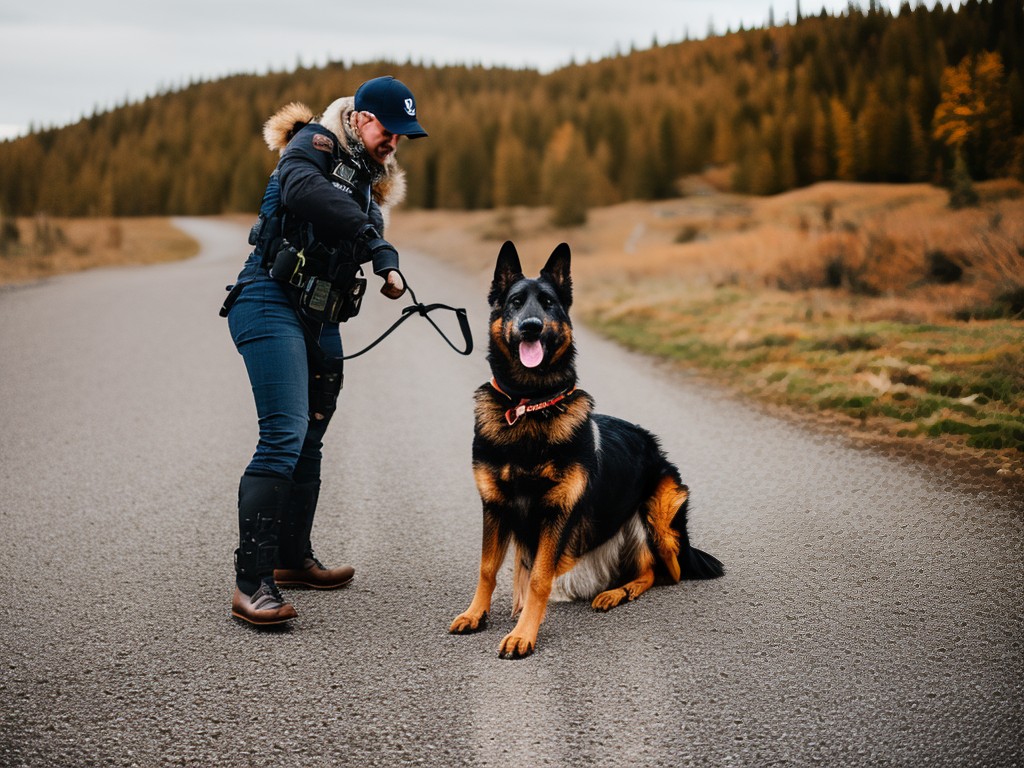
[490,378,575,426]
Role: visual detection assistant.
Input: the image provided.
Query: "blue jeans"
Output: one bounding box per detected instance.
[228,275,342,483]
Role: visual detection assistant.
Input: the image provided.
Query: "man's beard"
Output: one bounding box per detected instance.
[343,118,388,183]
[354,146,388,183]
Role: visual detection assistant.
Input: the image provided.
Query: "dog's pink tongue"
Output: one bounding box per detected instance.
[519,340,544,368]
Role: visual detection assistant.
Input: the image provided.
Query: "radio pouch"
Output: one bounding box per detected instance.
[298,274,366,323]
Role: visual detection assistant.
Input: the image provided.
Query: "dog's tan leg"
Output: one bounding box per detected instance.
[498,529,568,658]
[450,515,509,634]
[592,548,657,611]
[497,463,586,658]
[511,544,530,618]
[646,475,688,583]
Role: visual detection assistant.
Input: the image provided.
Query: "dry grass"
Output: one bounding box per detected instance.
[390,180,1024,321]
[0,216,198,285]
[388,180,1024,482]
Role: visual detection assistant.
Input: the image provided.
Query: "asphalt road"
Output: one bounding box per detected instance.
[1,218,1021,767]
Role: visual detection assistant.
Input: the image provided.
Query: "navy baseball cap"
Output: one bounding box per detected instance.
[354,76,428,139]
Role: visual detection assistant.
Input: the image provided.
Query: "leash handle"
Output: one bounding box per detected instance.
[456,307,473,355]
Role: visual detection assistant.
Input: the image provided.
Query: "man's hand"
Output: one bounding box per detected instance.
[380,270,406,299]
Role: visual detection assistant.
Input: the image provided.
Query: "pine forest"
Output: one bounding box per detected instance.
[0,0,1021,219]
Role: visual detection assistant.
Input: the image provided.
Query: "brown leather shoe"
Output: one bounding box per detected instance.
[231,582,297,625]
[274,556,354,589]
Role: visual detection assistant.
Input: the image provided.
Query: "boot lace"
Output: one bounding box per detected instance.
[309,552,327,571]
[251,580,287,609]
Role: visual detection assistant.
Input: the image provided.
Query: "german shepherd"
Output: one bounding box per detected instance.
[450,241,723,658]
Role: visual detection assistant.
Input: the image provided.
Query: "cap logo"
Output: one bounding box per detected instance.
[404,98,416,117]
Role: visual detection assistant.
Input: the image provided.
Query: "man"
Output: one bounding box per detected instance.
[221,76,428,626]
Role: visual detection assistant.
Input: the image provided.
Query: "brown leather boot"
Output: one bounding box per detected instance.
[231,580,297,625]
[274,555,355,589]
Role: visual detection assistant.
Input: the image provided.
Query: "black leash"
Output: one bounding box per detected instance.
[339,273,473,360]
[223,271,472,370]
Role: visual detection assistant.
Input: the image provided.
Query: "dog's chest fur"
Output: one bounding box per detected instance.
[472,386,596,525]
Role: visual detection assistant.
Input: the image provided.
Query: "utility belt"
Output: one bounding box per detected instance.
[267,241,366,324]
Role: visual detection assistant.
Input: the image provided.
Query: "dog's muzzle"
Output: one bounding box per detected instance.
[517,317,543,340]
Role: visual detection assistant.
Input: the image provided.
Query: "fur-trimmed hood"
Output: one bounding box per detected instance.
[262,97,406,210]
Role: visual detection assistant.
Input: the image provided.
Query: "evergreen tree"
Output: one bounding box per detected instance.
[830,98,858,180]
[809,99,833,181]
[0,4,1020,215]
[856,84,893,180]
[541,122,590,226]
[492,130,535,208]
[933,51,1013,180]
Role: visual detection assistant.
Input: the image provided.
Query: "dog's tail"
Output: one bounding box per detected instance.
[678,544,724,579]
[647,474,724,582]
[665,479,724,580]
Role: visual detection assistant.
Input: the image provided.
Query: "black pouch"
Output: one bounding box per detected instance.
[269,244,304,285]
[335,275,367,321]
[300,277,339,322]
[299,275,367,323]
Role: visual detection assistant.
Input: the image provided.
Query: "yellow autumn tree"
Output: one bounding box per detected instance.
[934,51,1013,177]
[932,52,1013,206]
[932,56,983,151]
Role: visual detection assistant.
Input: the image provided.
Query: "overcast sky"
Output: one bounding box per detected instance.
[0,0,951,140]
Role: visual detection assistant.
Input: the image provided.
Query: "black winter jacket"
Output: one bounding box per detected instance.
[276,122,396,277]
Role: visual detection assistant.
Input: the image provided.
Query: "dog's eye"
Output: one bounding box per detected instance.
[509,295,524,309]
[539,295,554,309]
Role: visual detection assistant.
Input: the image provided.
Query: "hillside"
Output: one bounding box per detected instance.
[0,0,1021,219]
[385,179,1024,480]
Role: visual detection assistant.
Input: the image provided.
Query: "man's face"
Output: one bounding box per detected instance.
[355,112,401,165]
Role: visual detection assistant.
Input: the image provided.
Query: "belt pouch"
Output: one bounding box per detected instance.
[269,244,303,284]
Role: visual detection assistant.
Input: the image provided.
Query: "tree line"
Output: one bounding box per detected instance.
[0,0,1021,222]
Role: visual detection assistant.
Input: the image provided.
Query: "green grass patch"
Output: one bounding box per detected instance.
[583,285,1024,460]
[927,419,1024,451]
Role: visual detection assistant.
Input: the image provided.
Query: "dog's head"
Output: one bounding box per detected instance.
[487,241,575,394]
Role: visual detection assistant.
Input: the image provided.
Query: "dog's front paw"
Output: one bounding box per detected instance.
[449,611,488,634]
[498,632,536,659]
[591,588,629,612]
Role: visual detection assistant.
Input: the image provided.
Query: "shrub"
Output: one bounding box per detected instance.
[926,250,965,284]
[0,215,19,256]
[970,230,1024,317]
[33,215,66,256]
[675,224,701,244]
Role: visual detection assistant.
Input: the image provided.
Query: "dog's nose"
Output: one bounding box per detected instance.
[518,317,543,339]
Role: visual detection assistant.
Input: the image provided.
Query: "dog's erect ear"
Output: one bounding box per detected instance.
[489,241,524,306]
[540,242,572,309]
